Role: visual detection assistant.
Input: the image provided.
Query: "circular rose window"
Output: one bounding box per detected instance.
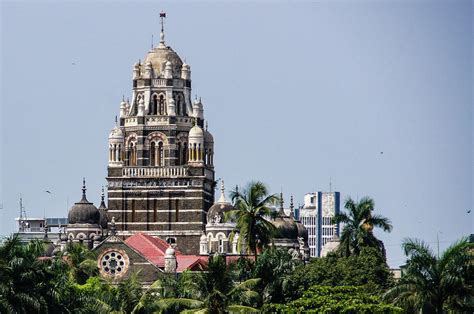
[98,249,129,277]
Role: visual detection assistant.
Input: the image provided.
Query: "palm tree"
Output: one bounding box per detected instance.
[226,181,279,259]
[62,242,98,284]
[333,196,392,257]
[153,254,260,313]
[0,236,49,313]
[384,237,474,313]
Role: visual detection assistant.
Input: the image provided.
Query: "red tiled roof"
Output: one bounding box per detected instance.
[176,256,208,272]
[125,233,205,271]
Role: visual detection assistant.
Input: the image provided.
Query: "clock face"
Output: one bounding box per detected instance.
[98,248,130,278]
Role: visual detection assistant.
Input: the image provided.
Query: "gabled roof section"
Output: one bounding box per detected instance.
[125,233,181,267]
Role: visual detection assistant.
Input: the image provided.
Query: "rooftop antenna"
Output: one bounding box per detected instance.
[19,196,27,232]
[159,11,166,47]
[329,177,332,193]
[151,34,154,50]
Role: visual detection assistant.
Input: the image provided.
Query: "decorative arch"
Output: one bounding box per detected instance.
[146,132,167,167]
[150,93,159,115]
[176,133,188,165]
[145,131,168,146]
[76,232,87,240]
[125,133,138,166]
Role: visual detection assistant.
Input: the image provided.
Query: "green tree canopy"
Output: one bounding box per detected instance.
[283,246,394,301]
[384,237,474,313]
[263,285,402,313]
[226,181,279,258]
[334,196,392,257]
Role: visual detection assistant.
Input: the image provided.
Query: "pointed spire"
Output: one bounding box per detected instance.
[205,121,208,131]
[80,177,89,202]
[218,180,226,203]
[279,192,285,216]
[99,186,107,209]
[290,195,295,219]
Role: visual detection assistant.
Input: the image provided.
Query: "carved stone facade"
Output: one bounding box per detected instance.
[106,20,215,255]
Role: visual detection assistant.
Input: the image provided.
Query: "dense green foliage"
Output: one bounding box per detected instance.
[334,196,392,257]
[154,254,260,313]
[283,246,394,301]
[384,237,474,313]
[0,236,101,313]
[226,181,279,257]
[1,189,471,313]
[262,286,403,313]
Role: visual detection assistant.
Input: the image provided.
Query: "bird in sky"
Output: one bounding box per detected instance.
[45,190,51,194]
[468,210,471,214]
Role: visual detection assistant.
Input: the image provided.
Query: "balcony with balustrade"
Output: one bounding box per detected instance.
[122,166,188,178]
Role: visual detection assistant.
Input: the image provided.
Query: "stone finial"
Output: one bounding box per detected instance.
[110,217,116,236]
[164,245,177,273]
[80,178,88,202]
[218,180,226,203]
[279,192,285,216]
[290,195,295,219]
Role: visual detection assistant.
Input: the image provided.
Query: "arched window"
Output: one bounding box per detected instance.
[183,142,188,164]
[151,94,158,115]
[159,95,165,115]
[158,142,164,166]
[177,142,182,165]
[128,142,137,166]
[150,142,156,166]
[176,96,181,116]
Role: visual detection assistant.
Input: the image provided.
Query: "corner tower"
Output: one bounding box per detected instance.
[106,14,215,254]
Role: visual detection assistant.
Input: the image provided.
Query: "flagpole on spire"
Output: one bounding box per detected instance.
[159,11,166,47]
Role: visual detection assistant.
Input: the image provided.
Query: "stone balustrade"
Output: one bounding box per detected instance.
[123,166,188,178]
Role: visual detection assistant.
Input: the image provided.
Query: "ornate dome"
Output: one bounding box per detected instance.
[68,179,100,225]
[189,124,204,139]
[109,126,123,140]
[272,215,299,239]
[295,221,308,241]
[272,195,298,240]
[204,129,214,144]
[143,46,183,78]
[207,181,235,223]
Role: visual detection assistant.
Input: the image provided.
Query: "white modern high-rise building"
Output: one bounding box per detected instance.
[299,192,340,257]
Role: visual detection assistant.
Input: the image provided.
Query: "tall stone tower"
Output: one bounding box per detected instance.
[106,14,215,254]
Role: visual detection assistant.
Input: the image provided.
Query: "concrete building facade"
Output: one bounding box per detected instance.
[299,192,340,257]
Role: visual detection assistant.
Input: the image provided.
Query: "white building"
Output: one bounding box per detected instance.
[299,192,340,257]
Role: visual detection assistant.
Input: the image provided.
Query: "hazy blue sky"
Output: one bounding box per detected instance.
[1,1,472,267]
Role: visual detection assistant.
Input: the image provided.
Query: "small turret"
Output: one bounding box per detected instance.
[167,98,176,116]
[119,98,127,118]
[144,61,153,78]
[164,60,173,79]
[192,98,204,120]
[181,63,191,80]
[133,62,140,79]
[164,246,177,273]
[188,121,204,165]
